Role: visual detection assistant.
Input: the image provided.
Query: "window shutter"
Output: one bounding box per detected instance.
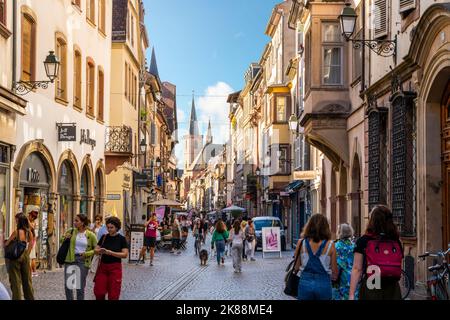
[98,70,104,120]
[399,0,415,13]
[374,0,388,38]
[21,16,33,81]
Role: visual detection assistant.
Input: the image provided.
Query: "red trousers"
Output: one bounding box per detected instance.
[94,262,122,300]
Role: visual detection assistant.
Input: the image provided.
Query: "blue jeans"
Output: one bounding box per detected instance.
[215,240,225,264]
[297,272,332,300]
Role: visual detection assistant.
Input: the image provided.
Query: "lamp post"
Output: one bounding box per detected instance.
[339,2,397,61]
[14,51,60,95]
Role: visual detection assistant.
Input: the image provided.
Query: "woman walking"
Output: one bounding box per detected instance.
[349,205,403,300]
[5,213,34,300]
[62,214,97,300]
[333,223,357,300]
[171,219,182,254]
[240,220,248,261]
[94,217,128,300]
[228,220,244,273]
[211,220,229,266]
[293,213,338,300]
[245,220,256,261]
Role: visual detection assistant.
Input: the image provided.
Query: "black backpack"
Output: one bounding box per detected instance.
[57,229,74,265]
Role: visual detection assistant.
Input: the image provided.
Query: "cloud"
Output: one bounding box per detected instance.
[197,81,234,145]
[177,108,186,123]
[234,32,245,39]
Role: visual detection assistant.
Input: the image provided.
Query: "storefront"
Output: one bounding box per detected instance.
[18,151,52,269]
[58,160,75,238]
[80,165,90,217]
[0,144,11,266]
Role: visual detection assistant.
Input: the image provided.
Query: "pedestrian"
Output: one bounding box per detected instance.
[97,213,124,240]
[240,220,248,260]
[91,214,103,238]
[138,213,158,266]
[93,217,128,300]
[26,208,38,277]
[245,220,256,261]
[170,219,181,254]
[293,213,338,300]
[349,205,403,300]
[202,219,209,244]
[228,220,244,273]
[332,223,358,300]
[211,219,229,266]
[62,214,97,300]
[5,213,34,300]
[0,281,10,300]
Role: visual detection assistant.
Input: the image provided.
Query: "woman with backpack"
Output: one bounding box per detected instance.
[333,223,358,300]
[293,213,338,300]
[349,205,403,300]
[228,220,245,273]
[211,219,229,266]
[5,213,34,300]
[62,214,97,300]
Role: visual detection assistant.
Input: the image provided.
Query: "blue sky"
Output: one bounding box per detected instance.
[144,0,281,168]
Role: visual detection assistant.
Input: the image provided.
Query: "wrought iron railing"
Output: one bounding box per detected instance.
[105,126,133,154]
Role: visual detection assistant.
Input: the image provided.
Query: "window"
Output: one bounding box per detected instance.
[72,0,81,8]
[134,75,137,107]
[270,145,290,175]
[0,0,6,25]
[124,62,128,99]
[322,22,343,85]
[74,49,82,108]
[126,12,130,41]
[21,13,36,82]
[373,0,388,38]
[55,36,67,101]
[305,31,311,92]
[86,58,95,116]
[275,96,288,122]
[97,68,104,121]
[86,0,95,24]
[352,29,362,81]
[130,15,134,47]
[98,0,105,34]
[294,136,303,170]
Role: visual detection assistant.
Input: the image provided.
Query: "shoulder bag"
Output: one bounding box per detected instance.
[5,230,28,260]
[284,239,304,298]
[56,228,75,265]
[90,234,107,274]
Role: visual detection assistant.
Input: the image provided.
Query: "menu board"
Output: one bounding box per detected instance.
[129,224,145,262]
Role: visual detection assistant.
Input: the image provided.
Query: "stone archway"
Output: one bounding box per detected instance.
[80,155,94,221]
[330,166,337,236]
[94,160,106,219]
[350,153,362,236]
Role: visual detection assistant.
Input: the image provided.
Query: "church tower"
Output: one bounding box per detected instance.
[184,93,203,171]
[205,119,212,145]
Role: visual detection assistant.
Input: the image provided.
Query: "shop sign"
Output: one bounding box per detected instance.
[280,192,290,197]
[26,168,40,183]
[80,129,96,150]
[107,194,121,201]
[293,170,317,181]
[129,224,145,262]
[134,172,150,187]
[56,123,76,142]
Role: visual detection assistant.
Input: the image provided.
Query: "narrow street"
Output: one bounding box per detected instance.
[32,234,295,300]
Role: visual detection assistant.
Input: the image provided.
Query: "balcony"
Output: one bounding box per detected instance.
[105,126,133,155]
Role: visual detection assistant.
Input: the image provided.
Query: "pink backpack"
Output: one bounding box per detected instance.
[365,237,403,280]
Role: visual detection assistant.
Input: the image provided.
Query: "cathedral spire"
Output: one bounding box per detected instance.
[206,118,212,144]
[189,91,199,136]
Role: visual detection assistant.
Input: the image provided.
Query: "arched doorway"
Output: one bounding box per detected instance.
[351,154,362,237]
[94,168,104,218]
[330,168,337,236]
[80,166,90,217]
[58,160,75,237]
[338,165,348,225]
[440,79,450,248]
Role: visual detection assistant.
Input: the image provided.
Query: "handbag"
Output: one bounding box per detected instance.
[284,239,304,298]
[5,231,27,260]
[56,229,75,265]
[90,234,107,274]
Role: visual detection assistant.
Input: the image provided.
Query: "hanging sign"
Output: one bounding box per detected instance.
[56,123,76,142]
[80,129,96,150]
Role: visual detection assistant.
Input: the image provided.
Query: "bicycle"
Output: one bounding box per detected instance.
[418,246,450,300]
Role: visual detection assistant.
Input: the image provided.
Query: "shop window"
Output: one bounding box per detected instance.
[80,167,89,215]
[58,161,74,237]
[86,58,95,116]
[322,22,343,85]
[55,35,67,101]
[97,68,104,121]
[21,13,36,82]
[73,49,82,108]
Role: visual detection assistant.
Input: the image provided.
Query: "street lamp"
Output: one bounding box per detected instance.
[14,51,60,95]
[288,114,298,132]
[139,139,147,154]
[339,2,397,59]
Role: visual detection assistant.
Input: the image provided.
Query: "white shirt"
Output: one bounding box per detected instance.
[75,231,88,254]
[229,230,244,246]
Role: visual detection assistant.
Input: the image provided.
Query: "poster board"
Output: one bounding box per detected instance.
[261,227,281,258]
[129,224,145,262]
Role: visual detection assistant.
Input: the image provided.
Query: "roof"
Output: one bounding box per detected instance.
[149,48,160,81]
[162,82,177,134]
[189,95,199,136]
[227,91,241,103]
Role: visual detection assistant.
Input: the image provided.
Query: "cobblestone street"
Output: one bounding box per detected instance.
[30,235,295,300]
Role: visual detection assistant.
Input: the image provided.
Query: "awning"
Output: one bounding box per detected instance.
[148,199,183,207]
[285,180,304,193]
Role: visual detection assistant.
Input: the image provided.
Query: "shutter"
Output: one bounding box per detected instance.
[21,15,33,81]
[374,0,388,38]
[399,0,415,13]
[98,71,104,120]
[151,123,156,145]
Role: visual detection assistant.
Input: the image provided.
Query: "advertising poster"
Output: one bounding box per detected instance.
[129,224,145,262]
[262,227,281,257]
[156,206,165,222]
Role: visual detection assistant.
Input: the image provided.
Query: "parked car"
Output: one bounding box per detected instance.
[252,216,287,251]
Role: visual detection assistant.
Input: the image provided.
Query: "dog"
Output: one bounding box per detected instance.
[199,249,209,266]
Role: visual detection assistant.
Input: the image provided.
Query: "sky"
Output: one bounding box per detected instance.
[144,0,281,169]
